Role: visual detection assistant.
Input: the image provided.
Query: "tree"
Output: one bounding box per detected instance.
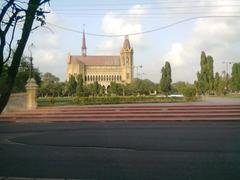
[194,80,201,95]
[215,72,228,95]
[172,81,187,94]
[66,75,77,96]
[76,74,84,96]
[109,81,124,96]
[230,63,240,92]
[12,56,41,93]
[39,72,61,97]
[92,81,101,96]
[159,61,172,95]
[0,0,50,113]
[197,51,214,95]
[42,72,59,83]
[182,84,196,101]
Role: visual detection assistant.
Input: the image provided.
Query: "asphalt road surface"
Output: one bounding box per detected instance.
[0,122,240,180]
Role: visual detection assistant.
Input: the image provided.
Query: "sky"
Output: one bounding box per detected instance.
[24,0,240,83]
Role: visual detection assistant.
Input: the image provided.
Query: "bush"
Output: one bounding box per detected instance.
[183,86,196,101]
[38,96,189,107]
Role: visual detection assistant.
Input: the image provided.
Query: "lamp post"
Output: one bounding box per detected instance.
[138,73,146,80]
[133,65,142,79]
[222,61,234,76]
[28,43,35,79]
[25,43,38,110]
[222,61,234,92]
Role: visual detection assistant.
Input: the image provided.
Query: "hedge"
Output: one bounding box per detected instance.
[37,96,186,107]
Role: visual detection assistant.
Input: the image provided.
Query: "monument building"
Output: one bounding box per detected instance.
[67,30,134,88]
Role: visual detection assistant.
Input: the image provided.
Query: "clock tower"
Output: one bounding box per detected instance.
[120,35,134,84]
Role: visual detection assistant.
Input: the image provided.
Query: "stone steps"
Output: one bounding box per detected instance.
[1,104,240,122]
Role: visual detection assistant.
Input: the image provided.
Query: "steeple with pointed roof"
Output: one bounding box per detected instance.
[123,35,131,49]
[82,28,87,56]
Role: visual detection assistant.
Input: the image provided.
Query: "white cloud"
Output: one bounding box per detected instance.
[128,4,147,17]
[159,0,240,83]
[27,10,67,80]
[97,5,147,54]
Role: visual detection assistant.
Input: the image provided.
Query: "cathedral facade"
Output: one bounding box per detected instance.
[67,31,134,88]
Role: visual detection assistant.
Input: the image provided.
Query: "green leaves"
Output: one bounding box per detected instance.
[197,51,214,95]
[160,61,172,95]
[230,63,240,92]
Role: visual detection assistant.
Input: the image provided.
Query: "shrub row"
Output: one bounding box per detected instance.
[37,96,186,107]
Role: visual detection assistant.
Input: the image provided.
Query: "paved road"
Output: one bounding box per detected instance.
[0,122,240,180]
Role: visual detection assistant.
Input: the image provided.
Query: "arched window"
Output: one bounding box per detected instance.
[120,75,122,81]
[109,75,111,81]
[101,75,103,81]
[106,75,108,81]
[117,75,119,81]
[85,76,87,81]
[90,75,92,81]
[98,75,101,81]
[93,75,95,81]
[104,75,106,81]
[87,76,89,81]
[114,75,116,81]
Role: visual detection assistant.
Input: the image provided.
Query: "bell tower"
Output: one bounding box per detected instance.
[120,35,134,84]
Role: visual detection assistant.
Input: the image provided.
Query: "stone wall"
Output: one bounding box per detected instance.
[3,78,38,112]
[3,93,28,112]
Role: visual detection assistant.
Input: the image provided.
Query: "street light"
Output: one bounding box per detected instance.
[138,73,146,80]
[28,43,35,79]
[133,65,142,79]
[222,61,234,76]
[222,61,235,92]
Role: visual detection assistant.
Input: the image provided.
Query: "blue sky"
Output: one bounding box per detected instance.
[26,0,240,83]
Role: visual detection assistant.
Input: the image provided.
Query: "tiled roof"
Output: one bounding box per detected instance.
[69,55,120,66]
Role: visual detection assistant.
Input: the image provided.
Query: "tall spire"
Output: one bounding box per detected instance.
[123,35,131,49]
[82,24,87,56]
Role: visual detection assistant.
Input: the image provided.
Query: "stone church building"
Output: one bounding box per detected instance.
[67,30,134,88]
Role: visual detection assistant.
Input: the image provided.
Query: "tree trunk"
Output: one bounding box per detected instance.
[0,0,41,113]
